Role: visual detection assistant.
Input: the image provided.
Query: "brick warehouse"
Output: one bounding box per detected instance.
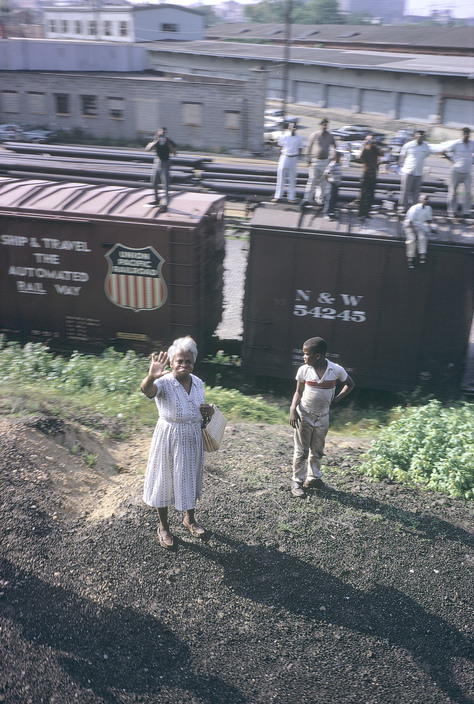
[0,64,267,152]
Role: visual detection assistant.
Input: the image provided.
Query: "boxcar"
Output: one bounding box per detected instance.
[0,177,225,353]
[243,205,473,392]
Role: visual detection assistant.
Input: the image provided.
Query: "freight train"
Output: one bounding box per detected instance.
[0,175,472,392]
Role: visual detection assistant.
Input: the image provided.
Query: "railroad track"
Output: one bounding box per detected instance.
[0,143,450,212]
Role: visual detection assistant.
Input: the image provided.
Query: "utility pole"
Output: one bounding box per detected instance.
[281,0,293,123]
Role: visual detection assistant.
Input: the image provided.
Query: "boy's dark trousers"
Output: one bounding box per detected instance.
[325,183,339,216]
[359,172,376,217]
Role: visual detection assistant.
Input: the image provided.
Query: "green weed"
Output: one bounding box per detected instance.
[0,341,286,428]
[358,400,474,499]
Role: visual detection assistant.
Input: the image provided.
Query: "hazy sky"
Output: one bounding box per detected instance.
[143,0,473,17]
[404,0,473,17]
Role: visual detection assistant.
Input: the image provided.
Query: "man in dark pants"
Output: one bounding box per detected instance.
[358,134,383,221]
[146,127,177,210]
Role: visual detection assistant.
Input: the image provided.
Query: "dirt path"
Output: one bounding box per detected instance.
[0,416,472,704]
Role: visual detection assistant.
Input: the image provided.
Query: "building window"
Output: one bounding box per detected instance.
[2,90,19,113]
[89,20,97,35]
[55,94,70,115]
[108,97,124,119]
[75,20,82,34]
[28,92,45,114]
[49,19,56,33]
[182,102,202,126]
[61,19,68,33]
[161,23,178,32]
[119,21,128,36]
[104,20,112,36]
[225,110,240,129]
[81,95,97,117]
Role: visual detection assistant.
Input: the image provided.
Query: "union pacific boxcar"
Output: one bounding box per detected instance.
[0,177,225,353]
[243,204,473,392]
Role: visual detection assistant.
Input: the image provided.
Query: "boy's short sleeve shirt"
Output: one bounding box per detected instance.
[296,360,348,419]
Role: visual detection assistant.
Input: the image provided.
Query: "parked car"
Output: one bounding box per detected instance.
[0,124,23,142]
[22,128,54,143]
[348,140,364,161]
[349,140,393,164]
[387,129,415,156]
[264,125,286,145]
[264,121,304,146]
[332,125,386,143]
[264,109,299,127]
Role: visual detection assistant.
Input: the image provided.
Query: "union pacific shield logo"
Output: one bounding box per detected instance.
[104,244,167,311]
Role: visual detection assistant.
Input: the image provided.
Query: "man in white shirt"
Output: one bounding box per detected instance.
[403,194,437,268]
[441,127,474,218]
[398,130,431,212]
[272,122,305,204]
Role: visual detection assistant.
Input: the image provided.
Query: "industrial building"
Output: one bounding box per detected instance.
[42,3,205,43]
[0,20,472,151]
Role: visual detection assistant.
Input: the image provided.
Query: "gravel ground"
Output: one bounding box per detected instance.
[0,414,473,704]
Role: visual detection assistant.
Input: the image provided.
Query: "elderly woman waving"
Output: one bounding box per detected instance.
[141,336,214,550]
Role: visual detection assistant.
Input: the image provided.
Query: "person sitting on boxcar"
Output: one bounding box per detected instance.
[140,336,214,549]
[403,194,437,269]
[146,127,177,211]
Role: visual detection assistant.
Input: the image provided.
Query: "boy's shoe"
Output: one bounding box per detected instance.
[303,478,335,492]
[407,259,415,269]
[291,481,305,498]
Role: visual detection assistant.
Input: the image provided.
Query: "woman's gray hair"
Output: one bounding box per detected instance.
[167,336,198,363]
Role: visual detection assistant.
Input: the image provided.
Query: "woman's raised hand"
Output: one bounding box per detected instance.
[149,351,169,379]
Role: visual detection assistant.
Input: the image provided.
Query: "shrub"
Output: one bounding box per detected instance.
[358,400,474,499]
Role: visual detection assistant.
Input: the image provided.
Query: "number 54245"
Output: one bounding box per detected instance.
[293,305,366,323]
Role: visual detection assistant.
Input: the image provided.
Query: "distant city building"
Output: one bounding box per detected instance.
[339,0,404,23]
[215,1,246,23]
[42,3,205,42]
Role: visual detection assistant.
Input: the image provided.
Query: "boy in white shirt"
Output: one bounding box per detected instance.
[289,337,355,497]
[323,151,343,220]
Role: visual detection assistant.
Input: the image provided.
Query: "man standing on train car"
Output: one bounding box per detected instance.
[272,121,305,204]
[441,127,474,219]
[358,134,384,221]
[300,119,337,208]
[398,129,431,213]
[146,127,177,211]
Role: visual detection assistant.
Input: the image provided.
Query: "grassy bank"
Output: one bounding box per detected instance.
[0,340,472,498]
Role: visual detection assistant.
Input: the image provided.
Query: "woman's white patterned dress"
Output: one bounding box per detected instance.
[143,372,205,511]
